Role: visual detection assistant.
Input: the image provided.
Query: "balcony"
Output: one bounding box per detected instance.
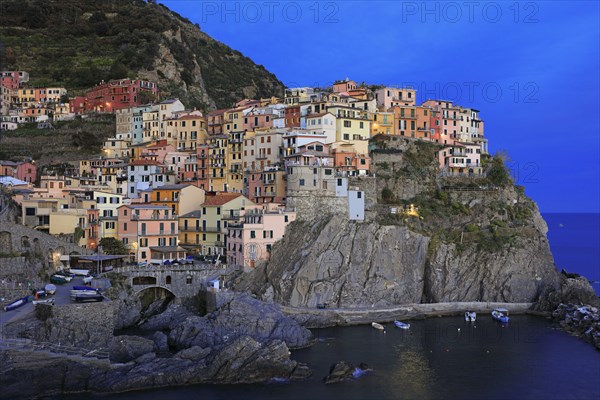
[180,226,202,232]
[263,178,275,184]
[201,227,222,233]
[222,212,241,220]
[256,154,268,160]
[214,241,225,248]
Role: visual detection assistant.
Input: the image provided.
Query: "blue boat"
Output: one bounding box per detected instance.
[3,296,29,311]
[394,320,411,329]
[492,308,510,323]
[72,285,99,292]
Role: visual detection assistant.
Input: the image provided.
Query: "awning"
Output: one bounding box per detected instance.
[149,246,188,253]
[74,255,128,261]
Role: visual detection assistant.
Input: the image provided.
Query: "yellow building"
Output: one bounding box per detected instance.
[205,135,228,192]
[329,105,372,144]
[227,131,245,193]
[371,111,394,136]
[223,107,247,135]
[150,184,205,216]
[164,112,208,151]
[197,193,254,257]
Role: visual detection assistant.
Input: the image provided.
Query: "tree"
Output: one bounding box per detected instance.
[99,237,128,255]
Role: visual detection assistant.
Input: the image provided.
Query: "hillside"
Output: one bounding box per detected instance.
[0,115,115,165]
[0,0,284,109]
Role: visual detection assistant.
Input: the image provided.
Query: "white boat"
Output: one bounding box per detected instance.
[492,308,510,323]
[464,311,477,322]
[394,320,411,329]
[371,322,385,330]
[44,284,57,295]
[69,269,90,276]
[83,275,93,284]
[33,298,55,305]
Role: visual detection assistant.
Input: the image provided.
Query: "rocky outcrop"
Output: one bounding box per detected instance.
[536,276,600,311]
[237,142,562,308]
[168,293,313,350]
[0,337,309,399]
[241,213,559,308]
[323,361,371,384]
[552,304,600,350]
[109,335,155,363]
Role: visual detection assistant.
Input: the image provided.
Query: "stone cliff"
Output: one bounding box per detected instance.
[237,138,562,308]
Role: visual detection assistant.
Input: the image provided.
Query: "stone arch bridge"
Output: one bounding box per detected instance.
[114,264,239,298]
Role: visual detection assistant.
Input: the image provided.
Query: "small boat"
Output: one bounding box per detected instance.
[465,311,477,322]
[72,285,98,292]
[69,268,90,276]
[72,293,103,303]
[33,298,55,305]
[44,284,57,295]
[371,322,385,330]
[394,320,411,329]
[83,275,93,284]
[492,308,509,323]
[50,275,68,284]
[3,296,29,311]
[54,272,73,282]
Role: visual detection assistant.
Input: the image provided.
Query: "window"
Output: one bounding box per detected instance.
[299,179,305,186]
[124,223,128,231]
[357,192,362,199]
[216,207,221,215]
[186,276,192,284]
[141,251,146,259]
[250,230,256,238]
[343,120,351,128]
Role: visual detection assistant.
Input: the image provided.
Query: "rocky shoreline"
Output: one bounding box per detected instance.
[552,303,600,350]
[1,276,598,399]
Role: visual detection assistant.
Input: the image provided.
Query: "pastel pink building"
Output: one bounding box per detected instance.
[117,204,183,263]
[226,203,296,270]
[0,160,37,183]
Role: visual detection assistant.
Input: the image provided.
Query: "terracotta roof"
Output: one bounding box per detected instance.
[202,192,242,206]
[208,109,228,116]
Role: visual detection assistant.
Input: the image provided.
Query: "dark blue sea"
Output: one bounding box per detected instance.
[86,213,600,400]
[544,213,600,295]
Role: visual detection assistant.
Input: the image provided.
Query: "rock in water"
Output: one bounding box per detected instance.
[323,361,360,384]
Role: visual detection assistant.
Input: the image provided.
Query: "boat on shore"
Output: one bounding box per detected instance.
[71,292,104,303]
[44,284,57,295]
[394,320,410,329]
[3,296,29,311]
[465,311,477,322]
[32,298,55,305]
[72,285,98,292]
[371,322,385,330]
[492,308,510,323]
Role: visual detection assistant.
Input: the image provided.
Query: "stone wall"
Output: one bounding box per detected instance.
[286,191,347,221]
[0,219,91,270]
[35,302,116,350]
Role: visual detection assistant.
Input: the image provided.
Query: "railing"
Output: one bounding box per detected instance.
[180,227,202,232]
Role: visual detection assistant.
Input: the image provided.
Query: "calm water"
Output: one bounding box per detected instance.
[86,213,600,400]
[544,213,600,294]
[92,316,600,400]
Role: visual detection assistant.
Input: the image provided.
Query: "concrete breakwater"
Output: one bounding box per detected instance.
[281,301,535,328]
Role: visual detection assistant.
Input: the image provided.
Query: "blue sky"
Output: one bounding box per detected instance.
[161,0,599,213]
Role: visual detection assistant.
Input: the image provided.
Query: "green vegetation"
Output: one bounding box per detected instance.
[381,187,395,203]
[0,0,284,108]
[0,115,114,163]
[99,237,129,255]
[485,155,512,187]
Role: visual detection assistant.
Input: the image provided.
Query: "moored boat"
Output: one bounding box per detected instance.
[3,296,29,311]
[465,311,477,322]
[491,308,509,323]
[371,322,385,330]
[32,298,55,305]
[72,292,103,303]
[44,284,57,295]
[72,285,98,292]
[394,320,411,329]
[50,275,68,284]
